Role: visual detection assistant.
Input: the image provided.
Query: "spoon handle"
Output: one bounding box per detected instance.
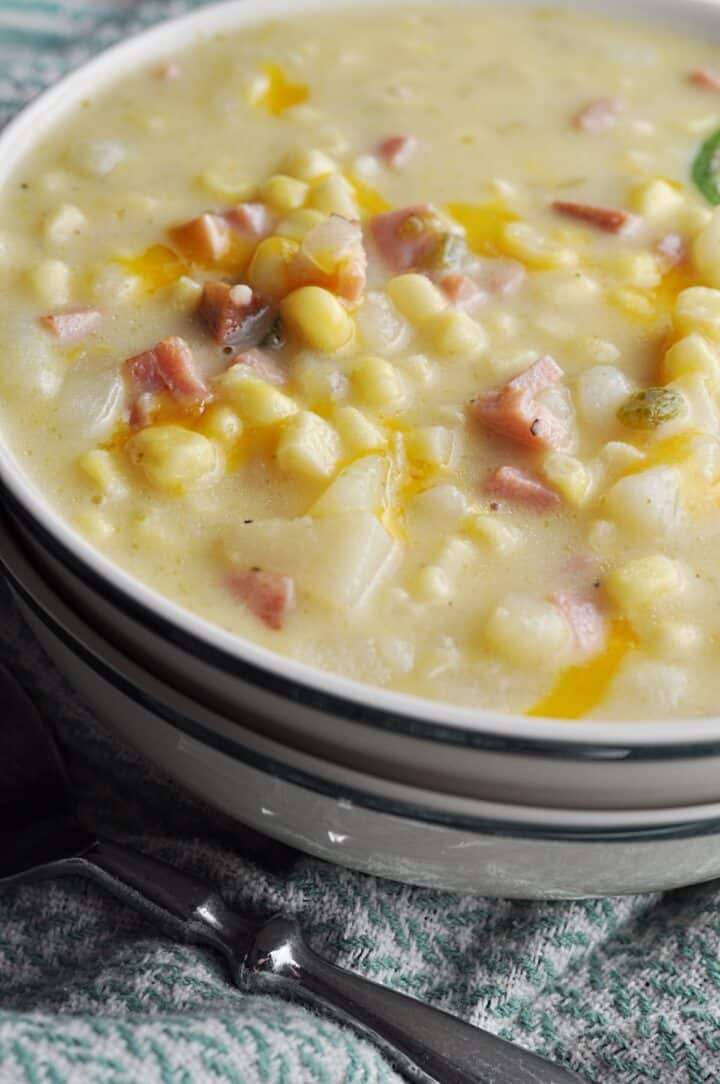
[247,915,587,1084]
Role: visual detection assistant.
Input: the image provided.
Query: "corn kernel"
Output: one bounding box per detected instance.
[405,426,455,469]
[423,309,487,359]
[542,451,591,506]
[662,333,720,388]
[608,250,662,289]
[126,425,218,493]
[675,286,720,340]
[352,355,405,410]
[199,403,244,446]
[247,236,299,300]
[221,375,298,427]
[275,208,326,242]
[693,207,720,288]
[281,286,354,353]
[78,449,127,498]
[333,405,387,456]
[502,221,578,269]
[30,259,70,306]
[606,554,683,613]
[308,173,359,219]
[276,410,341,481]
[630,179,685,223]
[197,166,254,202]
[282,147,337,182]
[463,513,524,553]
[44,203,87,246]
[261,173,309,213]
[386,273,447,324]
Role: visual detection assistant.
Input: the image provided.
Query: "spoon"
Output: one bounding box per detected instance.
[0,664,586,1084]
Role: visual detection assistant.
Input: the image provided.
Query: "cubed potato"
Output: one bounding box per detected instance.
[605,466,683,539]
[405,426,456,469]
[276,410,342,481]
[55,360,125,442]
[576,365,634,430]
[485,592,572,668]
[608,250,662,289]
[293,351,348,405]
[606,554,683,612]
[311,454,388,516]
[225,510,397,609]
[44,203,87,246]
[126,425,218,494]
[275,208,326,242]
[30,259,70,306]
[463,513,524,553]
[333,405,387,456]
[631,178,686,223]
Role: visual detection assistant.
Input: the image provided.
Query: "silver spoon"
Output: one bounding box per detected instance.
[0,664,586,1084]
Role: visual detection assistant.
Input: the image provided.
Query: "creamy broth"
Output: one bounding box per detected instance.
[4,4,720,719]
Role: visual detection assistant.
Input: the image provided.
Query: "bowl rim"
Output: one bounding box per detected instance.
[3,0,720,748]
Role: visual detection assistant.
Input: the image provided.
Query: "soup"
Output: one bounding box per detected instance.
[3,4,720,720]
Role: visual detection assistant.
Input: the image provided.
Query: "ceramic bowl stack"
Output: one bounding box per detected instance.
[3,0,720,899]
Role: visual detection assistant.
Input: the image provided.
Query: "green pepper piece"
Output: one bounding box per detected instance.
[692,128,720,204]
[617,387,685,430]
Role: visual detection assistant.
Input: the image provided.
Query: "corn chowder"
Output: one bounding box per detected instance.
[7,6,720,720]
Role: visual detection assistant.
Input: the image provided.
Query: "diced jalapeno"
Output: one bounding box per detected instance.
[692,128,720,205]
[617,387,685,429]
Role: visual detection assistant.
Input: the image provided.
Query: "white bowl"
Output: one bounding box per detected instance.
[3,0,720,896]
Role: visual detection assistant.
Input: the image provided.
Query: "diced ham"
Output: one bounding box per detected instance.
[226,568,295,630]
[484,466,560,511]
[441,273,487,311]
[41,307,102,343]
[124,335,208,427]
[230,348,287,386]
[226,202,274,240]
[472,356,567,450]
[377,135,418,169]
[369,204,444,273]
[656,231,689,268]
[551,200,639,236]
[553,591,607,659]
[292,215,367,301]
[573,98,624,133]
[169,212,231,263]
[689,67,720,92]
[199,281,276,347]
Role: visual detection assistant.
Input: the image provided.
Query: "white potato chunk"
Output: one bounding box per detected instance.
[355,292,410,355]
[1,321,64,399]
[485,593,572,669]
[225,511,397,609]
[311,455,388,516]
[71,139,127,177]
[276,411,341,482]
[603,657,688,718]
[576,365,634,430]
[44,204,88,246]
[55,360,124,443]
[605,466,683,540]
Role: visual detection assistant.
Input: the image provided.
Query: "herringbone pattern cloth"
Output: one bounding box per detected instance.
[1,2,720,1081]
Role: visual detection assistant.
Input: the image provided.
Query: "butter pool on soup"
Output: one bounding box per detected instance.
[6,5,720,720]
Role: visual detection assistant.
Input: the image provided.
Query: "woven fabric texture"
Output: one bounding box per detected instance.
[2,2,720,1081]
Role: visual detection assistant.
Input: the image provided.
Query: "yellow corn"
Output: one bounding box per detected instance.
[386,273,447,324]
[308,173,359,219]
[423,309,487,358]
[282,148,337,182]
[247,236,299,300]
[221,375,298,427]
[260,173,309,214]
[352,355,405,409]
[126,425,218,493]
[199,403,244,446]
[281,286,354,353]
[275,208,326,242]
